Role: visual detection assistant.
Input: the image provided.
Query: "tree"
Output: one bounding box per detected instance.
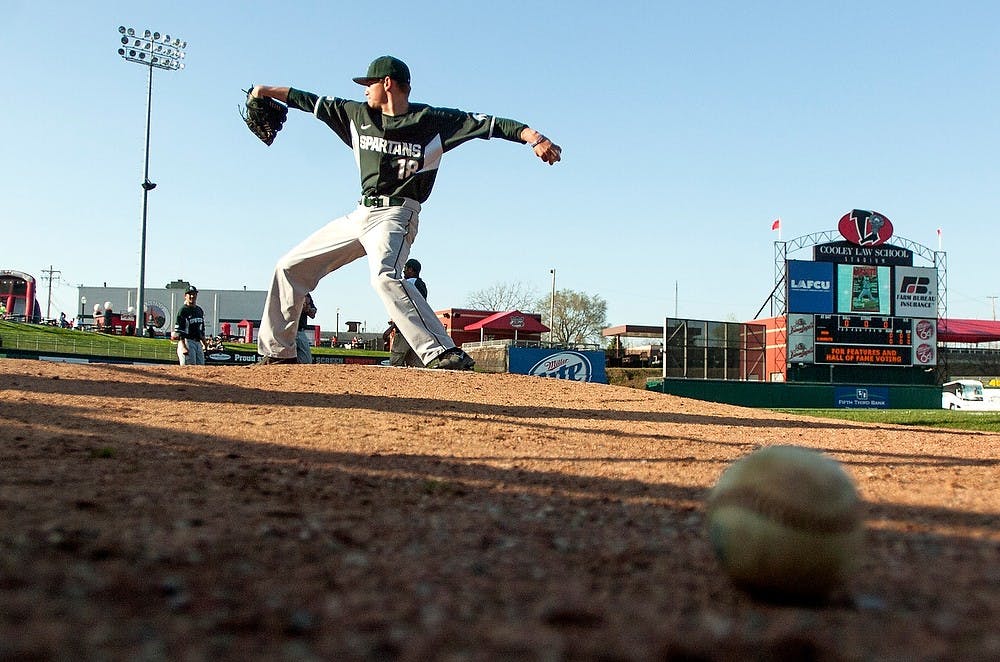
[466,281,538,312]
[536,288,607,346]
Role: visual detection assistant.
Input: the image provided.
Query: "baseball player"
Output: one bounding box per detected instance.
[389,258,427,367]
[296,292,317,364]
[251,55,561,368]
[171,286,207,365]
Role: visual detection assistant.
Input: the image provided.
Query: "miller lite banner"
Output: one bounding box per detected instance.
[894,267,938,318]
[787,261,834,314]
[508,348,607,383]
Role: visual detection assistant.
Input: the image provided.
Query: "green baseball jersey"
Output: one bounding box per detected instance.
[287,88,528,203]
[173,304,205,340]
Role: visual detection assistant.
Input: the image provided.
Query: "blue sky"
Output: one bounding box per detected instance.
[3,1,998,332]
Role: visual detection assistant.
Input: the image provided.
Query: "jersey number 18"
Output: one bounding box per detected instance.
[396,158,419,179]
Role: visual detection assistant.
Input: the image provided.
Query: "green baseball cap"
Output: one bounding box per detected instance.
[353,55,411,86]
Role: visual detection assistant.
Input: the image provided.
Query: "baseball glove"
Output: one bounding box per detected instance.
[241,87,288,146]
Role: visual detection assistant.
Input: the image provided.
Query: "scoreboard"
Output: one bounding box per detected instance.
[815,315,911,345]
[813,315,912,365]
[783,220,940,369]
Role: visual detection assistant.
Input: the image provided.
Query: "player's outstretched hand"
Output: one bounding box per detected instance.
[533,138,562,165]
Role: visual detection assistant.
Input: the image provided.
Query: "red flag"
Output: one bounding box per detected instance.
[771,218,781,231]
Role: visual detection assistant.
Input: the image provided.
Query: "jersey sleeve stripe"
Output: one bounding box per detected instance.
[349,120,362,173]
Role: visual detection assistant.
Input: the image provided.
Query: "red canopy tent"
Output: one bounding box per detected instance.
[937,319,1000,343]
[462,310,549,343]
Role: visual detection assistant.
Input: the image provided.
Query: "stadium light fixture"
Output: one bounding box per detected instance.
[115,25,187,336]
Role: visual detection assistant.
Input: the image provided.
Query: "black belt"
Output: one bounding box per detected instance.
[361,195,407,208]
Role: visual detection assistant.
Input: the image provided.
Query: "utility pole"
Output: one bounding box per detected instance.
[989,296,997,321]
[549,269,556,345]
[40,265,61,321]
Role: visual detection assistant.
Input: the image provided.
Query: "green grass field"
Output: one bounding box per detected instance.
[772,408,1000,433]
[0,320,386,363]
[1,319,178,361]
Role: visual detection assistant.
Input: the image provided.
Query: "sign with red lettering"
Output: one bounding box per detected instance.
[816,344,911,365]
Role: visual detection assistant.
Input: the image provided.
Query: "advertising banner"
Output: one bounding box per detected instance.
[912,318,937,366]
[508,348,607,383]
[204,351,384,366]
[813,242,914,266]
[817,345,911,365]
[894,267,938,318]
[786,314,816,364]
[834,386,890,409]
[837,265,891,315]
[205,349,264,365]
[787,261,834,314]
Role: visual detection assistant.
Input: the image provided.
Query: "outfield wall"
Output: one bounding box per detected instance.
[646,378,941,409]
[0,347,385,367]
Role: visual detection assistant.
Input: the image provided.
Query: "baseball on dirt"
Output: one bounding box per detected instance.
[705,445,863,599]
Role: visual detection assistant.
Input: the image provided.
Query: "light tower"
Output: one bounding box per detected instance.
[116,26,186,334]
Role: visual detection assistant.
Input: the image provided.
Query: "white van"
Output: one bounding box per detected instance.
[942,379,993,410]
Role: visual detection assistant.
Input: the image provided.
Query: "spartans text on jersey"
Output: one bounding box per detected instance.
[357,134,423,158]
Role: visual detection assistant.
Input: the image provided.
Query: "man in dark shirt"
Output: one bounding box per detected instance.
[296,292,317,364]
[389,258,427,367]
[171,286,207,365]
[251,56,561,369]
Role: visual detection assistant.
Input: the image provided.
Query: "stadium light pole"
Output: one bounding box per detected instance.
[549,269,556,346]
[116,26,186,336]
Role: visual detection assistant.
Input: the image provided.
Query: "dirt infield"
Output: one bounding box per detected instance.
[1,359,997,660]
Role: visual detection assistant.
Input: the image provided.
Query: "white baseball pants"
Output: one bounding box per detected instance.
[257,200,456,365]
[177,339,205,366]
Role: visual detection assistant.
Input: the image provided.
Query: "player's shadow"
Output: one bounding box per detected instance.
[3,380,998,660]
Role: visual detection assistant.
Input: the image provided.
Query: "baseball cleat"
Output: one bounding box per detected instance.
[256,355,298,365]
[430,349,475,371]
